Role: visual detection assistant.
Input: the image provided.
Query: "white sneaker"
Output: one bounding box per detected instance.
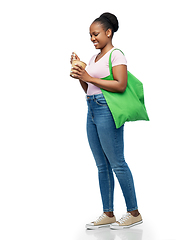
[110,212,143,229]
[86,213,116,230]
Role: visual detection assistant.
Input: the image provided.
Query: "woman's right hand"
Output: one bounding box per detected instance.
[70,52,80,64]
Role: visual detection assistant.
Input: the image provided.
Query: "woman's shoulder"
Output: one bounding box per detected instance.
[111,48,125,57]
[111,48,127,66]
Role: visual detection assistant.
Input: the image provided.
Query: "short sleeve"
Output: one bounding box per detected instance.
[111,50,127,67]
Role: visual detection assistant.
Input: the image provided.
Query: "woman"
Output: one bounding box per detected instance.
[70,12,143,230]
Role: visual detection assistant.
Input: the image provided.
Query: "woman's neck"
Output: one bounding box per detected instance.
[100,43,114,56]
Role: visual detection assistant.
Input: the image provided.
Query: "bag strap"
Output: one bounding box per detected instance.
[108,48,124,76]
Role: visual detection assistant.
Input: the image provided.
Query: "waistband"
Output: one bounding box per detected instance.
[86,93,104,100]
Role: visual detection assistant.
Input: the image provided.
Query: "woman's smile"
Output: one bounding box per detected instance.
[93,42,99,47]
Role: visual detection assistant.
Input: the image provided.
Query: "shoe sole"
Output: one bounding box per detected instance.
[110,220,143,230]
[86,223,111,230]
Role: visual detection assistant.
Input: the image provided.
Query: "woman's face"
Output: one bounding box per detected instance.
[89,22,111,50]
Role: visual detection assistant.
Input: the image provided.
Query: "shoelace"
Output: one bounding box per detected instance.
[95,213,106,223]
[118,213,132,224]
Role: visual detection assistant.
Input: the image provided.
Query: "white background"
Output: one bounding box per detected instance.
[0,0,190,239]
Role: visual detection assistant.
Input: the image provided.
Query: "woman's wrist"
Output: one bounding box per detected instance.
[87,76,95,83]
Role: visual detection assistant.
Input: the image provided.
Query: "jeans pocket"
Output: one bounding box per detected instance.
[95,97,107,106]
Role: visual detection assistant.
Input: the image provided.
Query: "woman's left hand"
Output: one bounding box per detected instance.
[70,65,92,83]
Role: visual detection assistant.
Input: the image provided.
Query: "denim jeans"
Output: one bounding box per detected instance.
[86,93,138,212]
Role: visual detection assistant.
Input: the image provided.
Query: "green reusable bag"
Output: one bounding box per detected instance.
[101,49,149,129]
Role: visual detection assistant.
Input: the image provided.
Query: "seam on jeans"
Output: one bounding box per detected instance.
[88,101,95,124]
[105,156,112,212]
[103,209,114,212]
[127,207,138,212]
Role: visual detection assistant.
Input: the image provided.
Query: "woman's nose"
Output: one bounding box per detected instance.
[91,36,95,41]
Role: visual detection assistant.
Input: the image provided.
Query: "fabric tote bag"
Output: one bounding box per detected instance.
[101,48,149,129]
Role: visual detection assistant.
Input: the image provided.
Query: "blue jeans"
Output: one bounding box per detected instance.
[86,93,138,212]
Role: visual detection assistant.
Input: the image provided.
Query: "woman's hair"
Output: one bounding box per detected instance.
[93,12,119,36]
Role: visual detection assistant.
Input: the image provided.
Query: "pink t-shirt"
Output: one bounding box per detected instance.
[86,48,127,95]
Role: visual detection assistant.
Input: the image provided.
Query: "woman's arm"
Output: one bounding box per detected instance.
[79,80,88,93]
[89,65,127,93]
[71,64,128,93]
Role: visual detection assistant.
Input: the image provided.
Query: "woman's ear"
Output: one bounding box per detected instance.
[106,29,112,38]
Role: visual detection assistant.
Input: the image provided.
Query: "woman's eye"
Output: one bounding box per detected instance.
[90,33,99,38]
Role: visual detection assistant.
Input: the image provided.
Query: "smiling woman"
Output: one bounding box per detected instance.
[70,13,127,94]
[70,12,143,230]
